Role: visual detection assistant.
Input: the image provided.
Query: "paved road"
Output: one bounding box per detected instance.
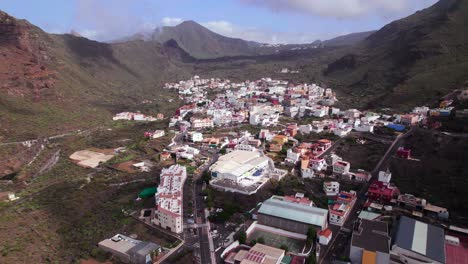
[319,127,416,263]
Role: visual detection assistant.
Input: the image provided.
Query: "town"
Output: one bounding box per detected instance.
[72,75,466,264]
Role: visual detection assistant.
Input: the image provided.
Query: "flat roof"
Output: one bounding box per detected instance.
[393,216,445,263]
[258,196,328,227]
[352,219,389,253]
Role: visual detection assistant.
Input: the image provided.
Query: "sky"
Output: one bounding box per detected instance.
[0,0,438,44]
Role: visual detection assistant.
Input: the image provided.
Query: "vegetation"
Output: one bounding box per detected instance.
[235,230,247,245]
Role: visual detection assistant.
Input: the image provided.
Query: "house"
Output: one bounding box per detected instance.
[98,234,161,264]
[333,126,352,137]
[350,219,390,264]
[378,170,392,183]
[235,144,257,152]
[269,143,283,153]
[323,181,340,196]
[333,161,350,175]
[367,181,399,203]
[391,216,446,264]
[151,130,165,139]
[400,114,419,126]
[160,152,172,161]
[285,149,301,164]
[186,131,203,142]
[329,191,357,226]
[156,113,164,119]
[318,229,332,246]
[272,135,288,145]
[132,160,154,172]
[396,147,411,159]
[311,158,327,171]
[191,118,214,129]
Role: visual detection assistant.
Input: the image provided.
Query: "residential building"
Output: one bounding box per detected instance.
[285,148,301,164]
[98,234,161,264]
[113,112,134,121]
[329,191,357,226]
[378,170,392,183]
[191,118,214,129]
[151,130,165,139]
[272,135,288,145]
[333,160,350,175]
[391,216,446,264]
[186,131,203,142]
[269,143,283,153]
[318,229,332,246]
[311,158,327,171]
[350,219,390,264]
[153,165,187,234]
[396,147,411,159]
[367,181,399,203]
[323,181,340,196]
[235,144,257,152]
[400,114,419,126]
[257,195,328,234]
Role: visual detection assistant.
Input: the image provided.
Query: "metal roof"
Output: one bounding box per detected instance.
[257,196,328,227]
[393,216,445,263]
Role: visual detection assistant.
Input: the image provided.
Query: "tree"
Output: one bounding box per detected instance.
[236,230,247,244]
[201,171,212,185]
[219,147,227,155]
[280,244,289,252]
[308,254,316,264]
[307,227,317,244]
[257,237,265,244]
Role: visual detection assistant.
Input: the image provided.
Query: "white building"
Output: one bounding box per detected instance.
[303,165,317,177]
[153,165,187,234]
[152,130,165,139]
[354,123,374,133]
[323,181,340,196]
[186,131,203,142]
[378,170,392,183]
[333,126,352,137]
[333,160,350,175]
[210,150,271,184]
[234,144,257,152]
[113,112,133,121]
[285,149,301,164]
[191,118,214,129]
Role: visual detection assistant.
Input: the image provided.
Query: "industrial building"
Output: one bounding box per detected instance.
[98,234,161,264]
[210,150,272,184]
[256,195,328,234]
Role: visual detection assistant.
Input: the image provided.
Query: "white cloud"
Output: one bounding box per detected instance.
[200,20,333,44]
[162,17,183,26]
[78,29,99,39]
[239,0,437,19]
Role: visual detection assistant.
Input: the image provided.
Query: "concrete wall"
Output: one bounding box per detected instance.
[349,245,363,264]
[257,214,319,234]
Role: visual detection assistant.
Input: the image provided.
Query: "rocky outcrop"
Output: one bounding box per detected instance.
[0,10,56,100]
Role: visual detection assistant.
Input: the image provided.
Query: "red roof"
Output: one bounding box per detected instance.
[318,228,332,238]
[446,233,468,264]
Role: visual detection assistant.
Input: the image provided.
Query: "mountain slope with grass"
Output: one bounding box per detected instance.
[323,0,468,108]
[0,10,190,141]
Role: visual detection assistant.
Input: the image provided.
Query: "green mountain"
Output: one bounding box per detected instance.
[324,0,468,108]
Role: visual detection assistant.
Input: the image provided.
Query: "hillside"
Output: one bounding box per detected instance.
[0,10,190,141]
[322,31,376,47]
[324,0,468,108]
[152,20,260,59]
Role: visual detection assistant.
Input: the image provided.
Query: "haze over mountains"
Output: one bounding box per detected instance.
[0,0,467,140]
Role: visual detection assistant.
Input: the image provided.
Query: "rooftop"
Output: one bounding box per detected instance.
[352,219,390,254]
[392,216,445,263]
[258,196,328,227]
